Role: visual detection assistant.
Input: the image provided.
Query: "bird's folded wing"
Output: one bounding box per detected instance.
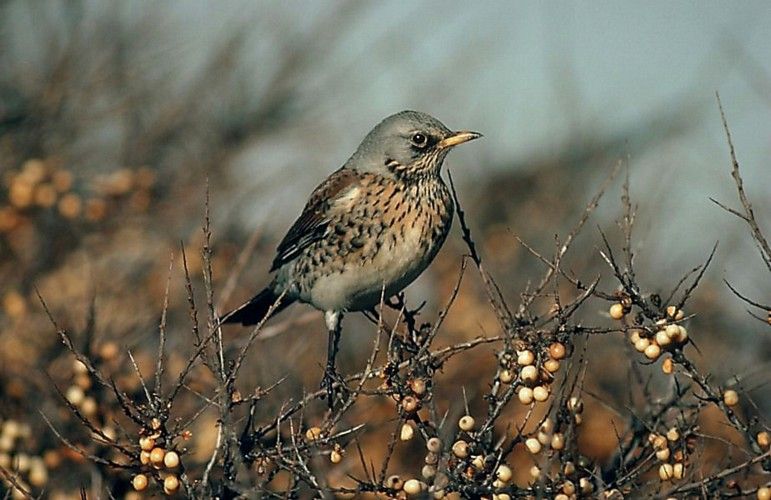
[270,168,361,271]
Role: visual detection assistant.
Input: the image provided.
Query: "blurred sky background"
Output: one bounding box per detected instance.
[3,0,769,310]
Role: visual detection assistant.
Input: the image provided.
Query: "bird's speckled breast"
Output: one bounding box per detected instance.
[288,173,454,312]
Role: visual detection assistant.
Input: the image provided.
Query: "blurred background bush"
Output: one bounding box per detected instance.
[0,1,768,497]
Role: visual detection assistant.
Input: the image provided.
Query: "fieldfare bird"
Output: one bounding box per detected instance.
[221,110,481,405]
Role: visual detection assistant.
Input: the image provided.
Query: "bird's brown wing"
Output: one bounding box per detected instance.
[270,168,360,271]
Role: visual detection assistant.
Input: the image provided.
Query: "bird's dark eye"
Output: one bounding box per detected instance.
[411,133,428,148]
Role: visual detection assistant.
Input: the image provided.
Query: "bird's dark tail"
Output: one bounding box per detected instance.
[220,288,293,326]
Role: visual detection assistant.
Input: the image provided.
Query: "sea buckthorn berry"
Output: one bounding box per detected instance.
[659,463,674,481]
[549,342,566,360]
[634,338,651,352]
[402,396,420,413]
[525,437,542,454]
[666,306,684,321]
[150,447,165,465]
[609,303,625,320]
[544,359,560,373]
[666,427,680,442]
[757,431,770,449]
[673,463,684,479]
[757,487,771,500]
[662,358,674,375]
[305,427,322,441]
[533,386,549,402]
[164,451,180,468]
[644,343,661,360]
[452,440,469,458]
[139,436,155,451]
[518,387,534,405]
[330,449,343,464]
[132,474,148,491]
[655,330,671,347]
[551,432,565,450]
[723,389,739,406]
[499,369,514,383]
[409,379,426,395]
[655,448,670,461]
[426,437,442,453]
[458,415,475,432]
[164,474,179,494]
[520,365,538,383]
[496,464,513,482]
[400,423,414,441]
[517,349,535,366]
[403,479,424,495]
[385,475,403,490]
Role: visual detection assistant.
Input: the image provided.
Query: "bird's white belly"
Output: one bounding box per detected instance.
[309,225,431,311]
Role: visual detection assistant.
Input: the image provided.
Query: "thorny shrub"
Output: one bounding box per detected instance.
[1,101,769,499]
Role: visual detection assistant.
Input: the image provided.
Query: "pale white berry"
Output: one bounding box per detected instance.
[609,303,625,320]
[400,423,414,441]
[644,343,661,360]
[659,463,674,481]
[458,415,475,432]
[723,389,739,406]
[518,387,534,405]
[525,437,542,454]
[533,386,550,402]
[496,464,513,482]
[517,350,535,366]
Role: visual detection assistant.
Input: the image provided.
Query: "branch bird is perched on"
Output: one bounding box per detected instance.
[221,110,481,406]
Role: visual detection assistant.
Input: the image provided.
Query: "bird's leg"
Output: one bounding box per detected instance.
[322,310,343,408]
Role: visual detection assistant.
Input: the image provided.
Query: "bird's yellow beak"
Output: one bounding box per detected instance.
[437,130,483,149]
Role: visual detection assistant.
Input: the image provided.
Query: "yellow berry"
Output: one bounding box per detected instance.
[426,437,442,453]
[656,448,671,461]
[518,387,534,405]
[305,426,322,441]
[655,330,671,347]
[544,359,560,373]
[609,303,625,320]
[80,397,98,417]
[723,389,739,406]
[499,369,514,383]
[452,440,469,458]
[662,358,674,375]
[330,449,343,464]
[549,342,566,360]
[385,475,403,490]
[551,432,565,450]
[496,464,513,482]
[517,350,535,366]
[164,451,180,468]
[140,451,151,465]
[400,422,414,441]
[644,343,661,360]
[409,378,426,395]
[458,415,475,432]
[666,427,680,442]
[659,463,674,481]
[666,306,684,321]
[673,462,684,479]
[65,386,85,406]
[139,436,155,451]
[401,395,419,413]
[757,487,771,500]
[150,447,165,465]
[525,437,542,454]
[132,474,148,491]
[757,431,770,449]
[403,478,423,495]
[561,480,576,495]
[634,337,651,352]
[533,385,550,402]
[520,365,538,383]
[164,474,179,493]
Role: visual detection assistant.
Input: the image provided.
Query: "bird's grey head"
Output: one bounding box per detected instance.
[345,110,481,179]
